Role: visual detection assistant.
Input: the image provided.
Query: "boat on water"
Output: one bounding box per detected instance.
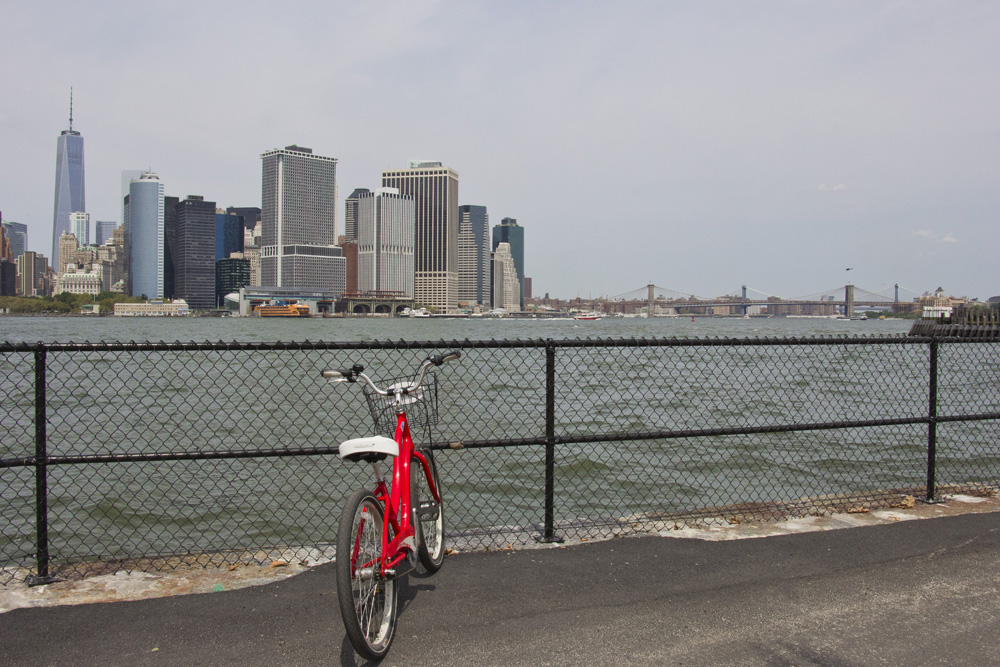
[255,302,311,317]
[402,307,431,318]
[573,311,602,321]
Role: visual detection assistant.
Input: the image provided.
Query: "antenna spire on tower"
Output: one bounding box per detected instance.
[69,87,74,131]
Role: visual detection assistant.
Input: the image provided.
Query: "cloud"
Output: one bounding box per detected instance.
[915,229,958,244]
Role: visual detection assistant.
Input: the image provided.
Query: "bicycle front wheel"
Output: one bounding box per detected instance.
[336,489,398,660]
[411,449,445,572]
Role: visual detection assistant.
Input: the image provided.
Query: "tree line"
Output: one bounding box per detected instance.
[0,292,145,314]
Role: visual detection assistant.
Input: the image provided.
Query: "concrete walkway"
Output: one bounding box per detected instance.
[3,497,1000,666]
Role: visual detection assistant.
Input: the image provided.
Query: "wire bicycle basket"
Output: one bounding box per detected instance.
[362,372,440,441]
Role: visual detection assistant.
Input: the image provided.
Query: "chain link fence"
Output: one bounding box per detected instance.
[2,336,998,585]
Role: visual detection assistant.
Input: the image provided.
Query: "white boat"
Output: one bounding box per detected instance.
[573,311,601,320]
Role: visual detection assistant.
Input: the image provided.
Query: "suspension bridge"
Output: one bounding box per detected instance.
[603,284,925,317]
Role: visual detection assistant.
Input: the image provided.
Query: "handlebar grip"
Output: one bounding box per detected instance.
[321,363,365,381]
[430,350,462,366]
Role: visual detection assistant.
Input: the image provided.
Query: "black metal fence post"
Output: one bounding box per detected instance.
[26,346,57,586]
[538,339,563,543]
[923,340,940,503]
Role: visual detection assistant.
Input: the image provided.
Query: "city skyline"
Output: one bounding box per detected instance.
[2,2,998,301]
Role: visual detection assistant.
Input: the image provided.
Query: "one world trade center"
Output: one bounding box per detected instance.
[52,90,85,262]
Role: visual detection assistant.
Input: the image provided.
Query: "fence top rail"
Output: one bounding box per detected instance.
[2,334,997,354]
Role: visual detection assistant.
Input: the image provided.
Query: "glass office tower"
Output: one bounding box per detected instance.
[492,218,524,309]
[124,172,164,298]
[52,94,85,262]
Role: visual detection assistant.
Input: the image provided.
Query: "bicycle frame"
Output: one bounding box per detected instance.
[361,408,442,577]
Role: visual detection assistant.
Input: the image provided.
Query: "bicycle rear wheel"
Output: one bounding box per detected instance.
[336,489,397,660]
[411,449,445,572]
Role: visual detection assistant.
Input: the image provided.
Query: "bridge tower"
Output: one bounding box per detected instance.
[845,284,855,318]
[742,284,748,316]
[895,283,899,304]
[647,283,655,316]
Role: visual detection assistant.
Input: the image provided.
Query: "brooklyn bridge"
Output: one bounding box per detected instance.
[600,283,923,317]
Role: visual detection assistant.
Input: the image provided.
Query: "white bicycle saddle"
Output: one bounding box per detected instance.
[339,435,399,460]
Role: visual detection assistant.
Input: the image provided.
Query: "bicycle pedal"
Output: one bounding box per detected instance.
[417,502,439,520]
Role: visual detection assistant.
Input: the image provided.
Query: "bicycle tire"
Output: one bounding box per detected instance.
[336,489,397,660]
[411,449,445,572]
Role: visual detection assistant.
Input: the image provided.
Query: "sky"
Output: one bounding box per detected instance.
[2,1,998,301]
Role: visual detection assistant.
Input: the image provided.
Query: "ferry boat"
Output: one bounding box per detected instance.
[255,302,311,317]
[573,311,602,320]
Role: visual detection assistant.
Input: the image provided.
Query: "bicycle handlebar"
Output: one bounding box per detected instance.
[430,350,462,366]
[320,351,461,396]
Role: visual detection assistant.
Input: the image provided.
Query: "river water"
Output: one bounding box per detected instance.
[0,313,913,344]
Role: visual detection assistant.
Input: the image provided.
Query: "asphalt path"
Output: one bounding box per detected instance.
[4,511,999,666]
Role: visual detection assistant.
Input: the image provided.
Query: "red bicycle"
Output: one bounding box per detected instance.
[322,351,460,660]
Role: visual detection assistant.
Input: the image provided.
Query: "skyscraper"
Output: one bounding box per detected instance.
[357,188,415,297]
[52,91,85,262]
[227,207,260,287]
[0,213,11,296]
[215,208,243,261]
[381,161,459,313]
[492,218,524,309]
[0,217,12,296]
[58,232,79,275]
[343,188,370,243]
[0,218,9,263]
[173,195,217,310]
[0,245,14,297]
[226,206,261,239]
[124,171,165,298]
[2,221,27,260]
[69,211,90,246]
[492,242,520,312]
[96,220,117,246]
[16,251,49,297]
[260,145,342,291]
[216,256,250,307]
[458,204,489,307]
[163,196,179,299]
